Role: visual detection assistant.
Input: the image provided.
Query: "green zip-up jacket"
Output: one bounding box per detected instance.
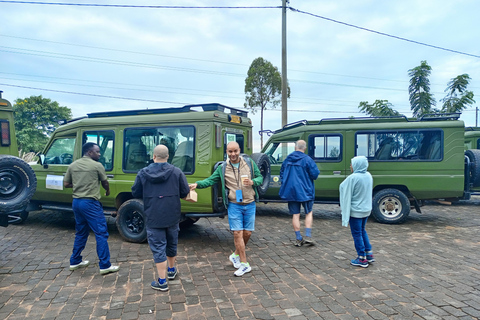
[195,156,263,207]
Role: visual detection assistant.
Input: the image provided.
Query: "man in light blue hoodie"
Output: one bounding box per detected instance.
[339,156,375,268]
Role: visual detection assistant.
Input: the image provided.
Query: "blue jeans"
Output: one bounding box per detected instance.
[349,216,372,257]
[70,198,111,269]
[227,202,256,231]
[147,225,180,263]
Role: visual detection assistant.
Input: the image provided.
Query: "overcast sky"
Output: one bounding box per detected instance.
[1,0,479,151]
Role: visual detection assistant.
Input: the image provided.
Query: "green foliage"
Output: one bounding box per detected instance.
[441,74,476,113]
[359,100,402,117]
[244,57,290,147]
[13,95,72,152]
[408,60,436,118]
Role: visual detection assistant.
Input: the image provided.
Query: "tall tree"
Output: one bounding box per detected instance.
[359,100,401,117]
[408,60,436,118]
[244,57,289,148]
[13,95,72,152]
[441,74,475,113]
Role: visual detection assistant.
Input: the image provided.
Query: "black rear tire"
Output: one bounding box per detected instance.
[372,188,410,224]
[116,199,147,243]
[180,217,199,228]
[465,149,480,187]
[250,153,271,196]
[0,155,37,214]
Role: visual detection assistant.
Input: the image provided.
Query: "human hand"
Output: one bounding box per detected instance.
[105,189,110,196]
[189,183,197,190]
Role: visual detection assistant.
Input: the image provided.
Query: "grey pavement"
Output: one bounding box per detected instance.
[1,197,480,320]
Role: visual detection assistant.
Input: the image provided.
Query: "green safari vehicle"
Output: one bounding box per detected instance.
[25,103,270,242]
[260,114,480,224]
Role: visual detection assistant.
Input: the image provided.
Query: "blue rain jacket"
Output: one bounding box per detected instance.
[279,151,320,202]
[339,156,373,227]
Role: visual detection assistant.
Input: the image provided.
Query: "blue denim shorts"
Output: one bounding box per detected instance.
[288,200,314,215]
[227,202,256,231]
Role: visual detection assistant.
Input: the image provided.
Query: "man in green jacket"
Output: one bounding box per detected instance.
[190,141,263,276]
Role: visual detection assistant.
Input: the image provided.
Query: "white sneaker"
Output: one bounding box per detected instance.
[100,265,119,275]
[234,262,251,276]
[229,253,241,269]
[70,260,90,271]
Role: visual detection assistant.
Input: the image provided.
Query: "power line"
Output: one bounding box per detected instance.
[289,7,480,59]
[0,1,281,9]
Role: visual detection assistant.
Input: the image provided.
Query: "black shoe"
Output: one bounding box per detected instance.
[294,239,305,247]
[167,267,177,280]
[303,236,315,246]
[151,280,169,291]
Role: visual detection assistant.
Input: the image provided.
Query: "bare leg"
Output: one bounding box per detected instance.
[305,211,313,229]
[292,213,301,232]
[234,230,252,263]
[155,261,167,279]
[167,256,176,269]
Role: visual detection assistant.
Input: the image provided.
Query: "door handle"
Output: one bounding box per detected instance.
[107,175,114,178]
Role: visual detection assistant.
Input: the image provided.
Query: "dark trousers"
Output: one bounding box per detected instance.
[349,216,372,257]
[70,198,111,269]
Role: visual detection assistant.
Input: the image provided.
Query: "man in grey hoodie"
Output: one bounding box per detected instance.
[132,144,190,291]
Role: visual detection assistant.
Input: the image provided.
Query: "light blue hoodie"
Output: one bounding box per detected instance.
[339,156,373,227]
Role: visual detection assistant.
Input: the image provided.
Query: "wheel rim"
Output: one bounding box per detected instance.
[379,196,402,219]
[124,209,145,235]
[0,170,22,198]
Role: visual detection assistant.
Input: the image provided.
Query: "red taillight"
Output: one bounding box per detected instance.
[1,121,11,146]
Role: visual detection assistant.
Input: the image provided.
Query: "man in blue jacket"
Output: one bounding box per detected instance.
[279,140,320,246]
[131,144,190,291]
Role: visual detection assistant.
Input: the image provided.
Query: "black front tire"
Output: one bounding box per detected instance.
[250,153,271,196]
[0,156,37,213]
[116,199,147,243]
[372,188,410,224]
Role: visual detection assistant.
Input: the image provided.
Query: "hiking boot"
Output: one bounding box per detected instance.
[229,253,241,269]
[167,267,177,280]
[99,265,120,275]
[70,260,90,271]
[151,279,169,291]
[303,236,315,246]
[234,262,252,276]
[350,257,368,268]
[294,239,305,247]
[366,251,375,263]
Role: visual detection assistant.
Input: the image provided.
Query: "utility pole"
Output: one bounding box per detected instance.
[281,0,288,127]
[476,106,478,127]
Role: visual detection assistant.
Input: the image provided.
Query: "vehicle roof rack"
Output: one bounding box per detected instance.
[465,126,480,131]
[87,103,248,119]
[318,115,409,124]
[417,113,461,121]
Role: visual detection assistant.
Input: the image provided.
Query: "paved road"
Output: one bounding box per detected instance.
[1,197,479,320]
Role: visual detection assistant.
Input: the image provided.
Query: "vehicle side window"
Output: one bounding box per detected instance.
[311,135,341,161]
[224,133,244,160]
[124,126,195,173]
[44,138,76,165]
[83,131,114,171]
[356,130,443,161]
[264,142,295,164]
